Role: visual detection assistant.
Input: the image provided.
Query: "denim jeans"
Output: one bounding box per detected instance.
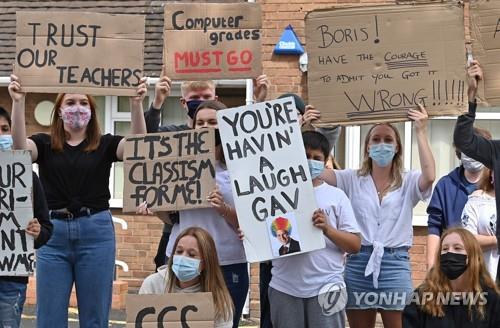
[0,281,27,328]
[221,262,249,328]
[36,210,115,328]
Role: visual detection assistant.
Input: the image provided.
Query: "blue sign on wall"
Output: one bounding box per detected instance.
[274,25,304,55]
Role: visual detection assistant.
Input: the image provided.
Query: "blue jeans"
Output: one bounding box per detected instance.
[0,281,27,328]
[345,246,413,311]
[36,210,115,328]
[221,262,249,328]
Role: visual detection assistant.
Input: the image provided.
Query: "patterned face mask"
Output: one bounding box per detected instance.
[60,105,91,129]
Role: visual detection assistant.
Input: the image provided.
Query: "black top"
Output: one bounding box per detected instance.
[144,103,190,133]
[1,173,53,284]
[453,101,500,256]
[29,133,122,212]
[403,287,500,328]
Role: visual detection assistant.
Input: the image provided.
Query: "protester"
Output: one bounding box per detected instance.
[454,59,500,283]
[144,69,269,271]
[320,105,435,328]
[462,168,498,280]
[260,93,342,328]
[264,131,360,328]
[427,128,491,268]
[403,228,500,327]
[139,227,233,328]
[138,100,247,328]
[0,107,52,328]
[8,74,147,327]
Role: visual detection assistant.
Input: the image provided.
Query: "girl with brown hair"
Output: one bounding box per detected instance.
[8,74,147,327]
[139,227,234,327]
[403,228,500,327]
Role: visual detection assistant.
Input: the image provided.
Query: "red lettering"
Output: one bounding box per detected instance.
[240,50,253,65]
[213,51,223,66]
[202,51,211,66]
[173,50,251,74]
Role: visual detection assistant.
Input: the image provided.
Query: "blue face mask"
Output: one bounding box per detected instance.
[0,135,13,151]
[186,100,204,119]
[308,159,325,179]
[172,255,201,282]
[369,143,396,167]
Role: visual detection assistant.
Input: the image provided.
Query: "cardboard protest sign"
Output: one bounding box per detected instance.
[470,0,500,106]
[0,151,34,276]
[306,4,466,126]
[164,3,262,80]
[126,293,215,328]
[15,11,145,96]
[123,129,216,213]
[217,97,325,263]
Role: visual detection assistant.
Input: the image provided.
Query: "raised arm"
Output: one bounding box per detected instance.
[409,104,435,193]
[144,66,171,133]
[253,74,269,103]
[116,77,148,160]
[8,74,38,161]
[453,60,496,168]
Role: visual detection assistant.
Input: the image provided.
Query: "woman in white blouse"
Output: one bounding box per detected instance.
[321,104,435,328]
[461,168,498,280]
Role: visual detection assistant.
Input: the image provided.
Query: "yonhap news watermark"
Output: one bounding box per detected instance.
[317,283,490,315]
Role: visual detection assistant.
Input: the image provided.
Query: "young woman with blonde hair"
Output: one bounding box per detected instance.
[140,227,234,328]
[403,228,500,327]
[321,105,435,328]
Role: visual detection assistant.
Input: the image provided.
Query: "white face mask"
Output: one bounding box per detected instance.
[461,153,484,173]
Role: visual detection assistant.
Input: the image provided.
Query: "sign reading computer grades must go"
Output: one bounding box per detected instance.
[164,3,262,80]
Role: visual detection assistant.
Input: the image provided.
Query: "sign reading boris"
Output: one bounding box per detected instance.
[15,11,145,96]
[217,97,325,263]
[122,129,216,213]
[306,4,466,125]
[164,3,262,80]
[0,151,34,276]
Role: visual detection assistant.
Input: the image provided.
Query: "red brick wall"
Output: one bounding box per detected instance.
[2,0,443,320]
[112,211,163,290]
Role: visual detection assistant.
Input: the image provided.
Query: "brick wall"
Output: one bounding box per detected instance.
[1,0,444,321]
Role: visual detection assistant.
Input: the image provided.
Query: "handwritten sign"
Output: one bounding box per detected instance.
[126,293,214,328]
[123,129,216,213]
[217,97,325,262]
[164,3,262,80]
[471,0,500,106]
[306,4,466,125]
[0,151,34,276]
[15,11,145,96]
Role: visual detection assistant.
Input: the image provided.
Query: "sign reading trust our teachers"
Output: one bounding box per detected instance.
[15,11,145,96]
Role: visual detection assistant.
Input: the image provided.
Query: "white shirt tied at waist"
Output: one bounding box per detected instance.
[335,169,432,288]
[365,241,385,289]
